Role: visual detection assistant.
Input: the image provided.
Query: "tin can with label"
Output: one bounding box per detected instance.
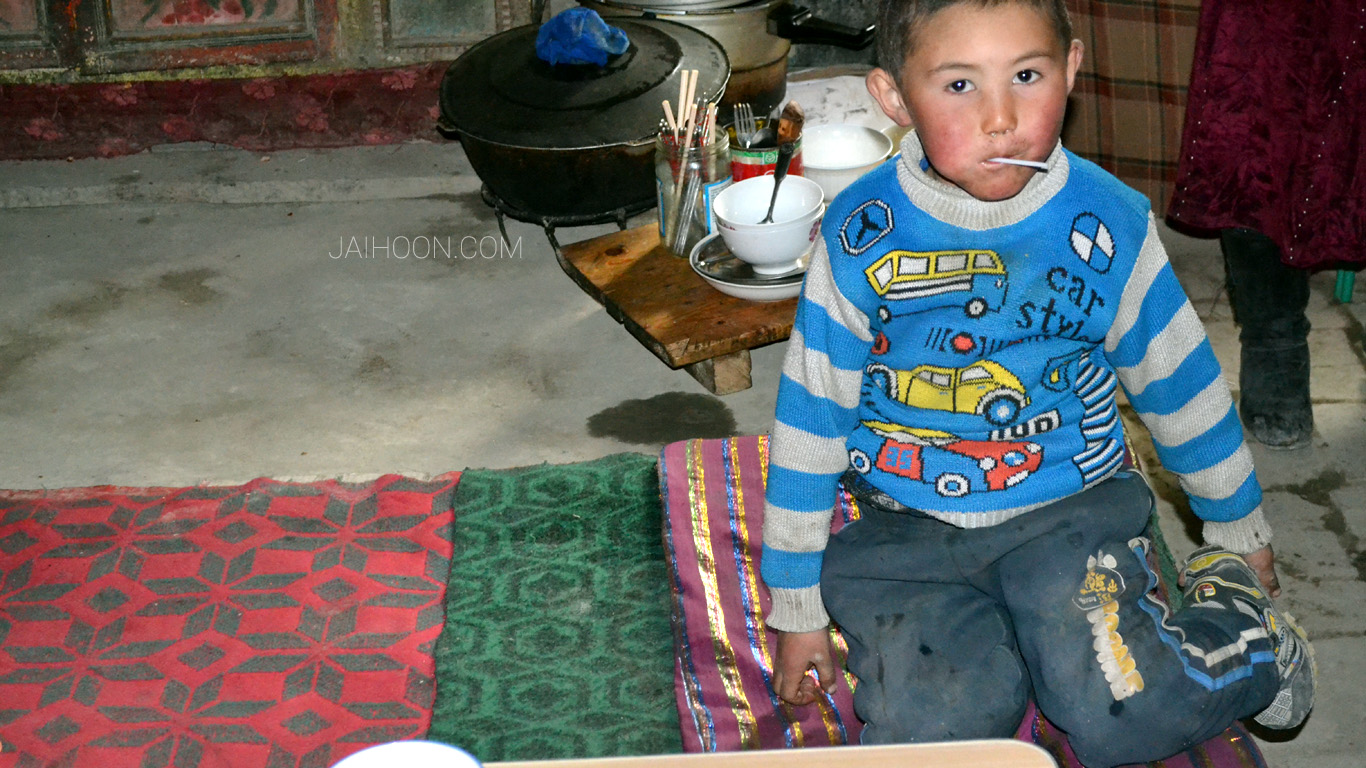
[729,120,804,182]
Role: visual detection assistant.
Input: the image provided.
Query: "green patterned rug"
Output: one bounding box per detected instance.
[427,452,681,762]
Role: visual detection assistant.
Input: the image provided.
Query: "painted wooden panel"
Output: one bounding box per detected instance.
[106,0,307,34]
[380,0,519,48]
[81,0,325,72]
[0,0,40,33]
[387,0,494,42]
[1,0,523,74]
[0,0,59,70]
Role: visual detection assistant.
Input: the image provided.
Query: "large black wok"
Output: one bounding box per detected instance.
[438,18,730,220]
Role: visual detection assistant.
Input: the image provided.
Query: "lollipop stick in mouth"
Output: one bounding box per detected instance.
[988,157,1048,170]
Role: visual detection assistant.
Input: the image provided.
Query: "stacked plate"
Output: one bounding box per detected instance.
[689,233,808,302]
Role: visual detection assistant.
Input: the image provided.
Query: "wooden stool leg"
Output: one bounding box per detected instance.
[685,350,752,395]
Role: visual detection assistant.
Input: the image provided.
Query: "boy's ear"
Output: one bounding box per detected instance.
[867,68,913,127]
[1065,39,1084,94]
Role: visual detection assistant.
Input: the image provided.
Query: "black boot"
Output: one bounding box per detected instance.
[1221,228,1313,449]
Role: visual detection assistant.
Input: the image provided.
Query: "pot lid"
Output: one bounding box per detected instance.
[593,0,757,11]
[441,18,729,150]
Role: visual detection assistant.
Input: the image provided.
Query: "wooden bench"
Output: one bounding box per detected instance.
[491,741,1058,768]
[554,225,798,395]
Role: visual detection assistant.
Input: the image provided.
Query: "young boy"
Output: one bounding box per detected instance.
[758,1,1316,765]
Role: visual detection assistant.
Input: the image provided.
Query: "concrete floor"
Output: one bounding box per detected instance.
[2,133,1362,764]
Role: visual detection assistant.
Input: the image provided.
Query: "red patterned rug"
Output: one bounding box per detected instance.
[0,473,459,768]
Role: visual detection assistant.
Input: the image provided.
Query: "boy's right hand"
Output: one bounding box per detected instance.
[773,629,837,706]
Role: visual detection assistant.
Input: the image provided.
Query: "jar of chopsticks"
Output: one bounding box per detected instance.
[655,117,731,259]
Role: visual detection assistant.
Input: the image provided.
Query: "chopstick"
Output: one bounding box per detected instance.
[660,71,720,150]
[677,70,689,134]
[662,100,678,137]
[701,102,718,184]
[660,69,723,252]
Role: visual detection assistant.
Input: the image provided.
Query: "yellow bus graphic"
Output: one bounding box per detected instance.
[865,249,1007,318]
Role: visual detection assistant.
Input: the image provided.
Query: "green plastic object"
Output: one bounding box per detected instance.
[1335,270,1355,304]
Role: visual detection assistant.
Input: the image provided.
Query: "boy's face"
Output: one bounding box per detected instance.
[867,2,1083,202]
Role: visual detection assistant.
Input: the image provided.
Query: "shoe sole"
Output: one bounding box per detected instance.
[1261,437,1313,451]
[1252,609,1316,729]
[1182,551,1317,730]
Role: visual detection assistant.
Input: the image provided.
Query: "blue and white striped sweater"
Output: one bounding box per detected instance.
[761,134,1271,632]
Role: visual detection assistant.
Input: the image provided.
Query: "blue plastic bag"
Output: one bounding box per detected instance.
[535,7,630,67]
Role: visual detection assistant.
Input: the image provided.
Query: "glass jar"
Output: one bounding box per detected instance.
[655,130,732,258]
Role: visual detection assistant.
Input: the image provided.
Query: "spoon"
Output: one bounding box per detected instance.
[748,125,776,148]
[759,102,806,225]
[759,142,796,224]
[988,157,1048,170]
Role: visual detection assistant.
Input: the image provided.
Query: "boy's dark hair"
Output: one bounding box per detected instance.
[876,0,1074,83]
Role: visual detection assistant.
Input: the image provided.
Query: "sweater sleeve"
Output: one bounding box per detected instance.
[760,239,876,632]
[1104,215,1272,554]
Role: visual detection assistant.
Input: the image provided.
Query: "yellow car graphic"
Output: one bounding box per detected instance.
[860,420,957,446]
[866,360,1030,426]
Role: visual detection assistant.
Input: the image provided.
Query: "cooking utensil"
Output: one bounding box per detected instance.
[660,94,725,257]
[438,18,729,220]
[747,99,804,149]
[747,124,776,148]
[759,142,795,224]
[581,0,873,119]
[775,100,804,144]
[734,103,757,148]
[759,101,805,223]
[672,168,704,253]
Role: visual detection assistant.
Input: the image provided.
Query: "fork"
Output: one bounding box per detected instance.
[734,103,756,149]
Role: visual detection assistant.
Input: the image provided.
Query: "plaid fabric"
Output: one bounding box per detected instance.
[1063,0,1202,215]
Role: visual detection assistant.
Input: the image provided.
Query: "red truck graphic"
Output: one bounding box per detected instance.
[852,436,1043,498]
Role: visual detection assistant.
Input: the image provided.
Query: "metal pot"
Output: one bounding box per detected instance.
[438,17,729,220]
[581,0,873,117]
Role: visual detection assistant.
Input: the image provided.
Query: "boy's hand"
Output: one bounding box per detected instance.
[773,629,837,706]
[1242,544,1282,598]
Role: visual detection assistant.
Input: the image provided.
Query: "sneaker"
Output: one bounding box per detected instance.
[1181,546,1316,729]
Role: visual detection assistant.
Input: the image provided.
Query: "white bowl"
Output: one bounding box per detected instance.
[801,123,895,201]
[331,741,480,768]
[712,175,825,275]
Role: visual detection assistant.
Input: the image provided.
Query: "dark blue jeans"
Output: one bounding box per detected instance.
[821,470,1279,768]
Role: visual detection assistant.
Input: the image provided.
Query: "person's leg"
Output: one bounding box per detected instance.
[997,471,1280,767]
[1222,227,1313,448]
[821,500,1029,745]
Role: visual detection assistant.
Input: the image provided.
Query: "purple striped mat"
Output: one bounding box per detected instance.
[658,435,1267,768]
